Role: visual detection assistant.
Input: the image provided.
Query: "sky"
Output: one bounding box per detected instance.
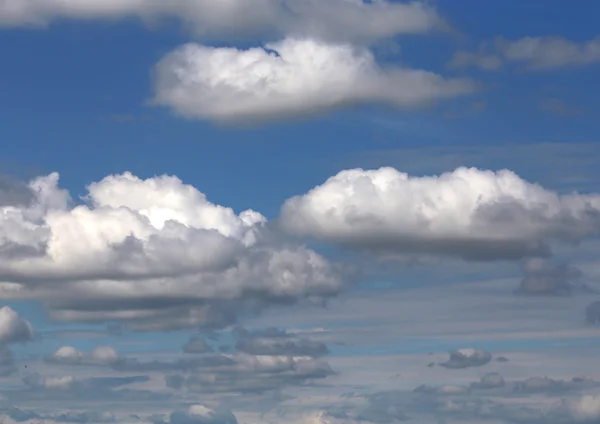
[1,1,600,423]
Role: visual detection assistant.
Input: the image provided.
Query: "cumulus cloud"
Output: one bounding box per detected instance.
[280,166,600,261]
[515,258,582,296]
[0,172,344,331]
[439,349,492,369]
[152,38,475,124]
[449,35,600,71]
[0,0,444,43]
[0,306,34,345]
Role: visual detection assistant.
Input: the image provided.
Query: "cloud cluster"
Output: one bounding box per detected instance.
[0,172,344,331]
[450,35,600,71]
[152,38,474,123]
[280,166,600,261]
[0,0,444,43]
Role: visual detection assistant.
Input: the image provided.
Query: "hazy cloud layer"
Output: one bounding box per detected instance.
[152,38,474,124]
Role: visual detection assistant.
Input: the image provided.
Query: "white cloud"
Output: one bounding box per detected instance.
[0,306,33,345]
[49,345,119,366]
[151,38,475,123]
[279,166,600,260]
[0,172,343,331]
[450,35,600,71]
[568,394,600,421]
[0,0,444,43]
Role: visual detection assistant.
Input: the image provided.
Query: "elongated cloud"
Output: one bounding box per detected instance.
[280,166,600,260]
[450,35,600,71]
[0,172,343,331]
[0,0,444,43]
[152,38,475,123]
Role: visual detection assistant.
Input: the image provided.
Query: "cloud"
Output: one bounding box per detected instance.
[449,35,600,71]
[471,373,505,389]
[0,306,34,345]
[0,172,344,331]
[538,98,583,116]
[168,405,238,424]
[183,336,214,354]
[46,345,119,366]
[585,301,600,324]
[0,173,35,207]
[165,353,334,394]
[515,258,582,296]
[566,394,600,422]
[280,166,600,261]
[0,0,444,43]
[151,38,475,124]
[0,347,16,376]
[234,327,329,357]
[439,349,492,369]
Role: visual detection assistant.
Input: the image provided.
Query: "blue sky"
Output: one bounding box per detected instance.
[1,1,600,423]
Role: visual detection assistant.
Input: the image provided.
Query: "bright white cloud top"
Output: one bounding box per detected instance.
[152,38,474,123]
[0,0,444,42]
[0,172,343,331]
[280,166,600,260]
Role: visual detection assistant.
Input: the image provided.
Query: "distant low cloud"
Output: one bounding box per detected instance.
[449,35,600,71]
[152,38,475,124]
[439,349,492,369]
[46,345,119,366]
[280,166,600,261]
[168,404,238,424]
[471,373,505,389]
[165,353,334,394]
[234,327,329,357]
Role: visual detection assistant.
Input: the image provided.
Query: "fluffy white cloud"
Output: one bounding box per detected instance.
[450,35,600,71]
[48,345,119,366]
[151,38,475,123]
[0,306,33,345]
[0,172,343,331]
[280,166,600,260]
[0,0,443,43]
